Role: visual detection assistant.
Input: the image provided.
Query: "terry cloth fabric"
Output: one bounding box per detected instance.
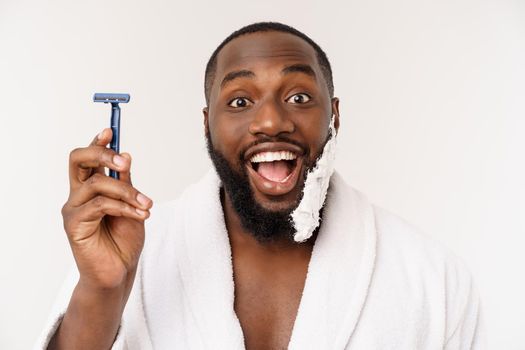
[35,169,485,349]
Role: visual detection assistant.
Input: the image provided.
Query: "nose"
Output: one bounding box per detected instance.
[248,98,295,137]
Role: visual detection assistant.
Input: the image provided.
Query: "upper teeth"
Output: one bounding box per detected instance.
[250,151,297,163]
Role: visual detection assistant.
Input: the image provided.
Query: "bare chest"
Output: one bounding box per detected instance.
[232,258,309,350]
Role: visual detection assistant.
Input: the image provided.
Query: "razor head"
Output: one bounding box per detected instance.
[93,93,130,104]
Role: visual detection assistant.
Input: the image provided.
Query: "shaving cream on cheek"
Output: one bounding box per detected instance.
[291,116,337,242]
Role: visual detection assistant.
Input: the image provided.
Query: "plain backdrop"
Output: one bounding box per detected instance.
[0,0,523,348]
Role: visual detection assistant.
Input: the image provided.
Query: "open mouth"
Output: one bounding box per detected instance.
[250,151,298,183]
[245,146,304,197]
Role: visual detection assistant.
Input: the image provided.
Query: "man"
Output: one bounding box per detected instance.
[37,22,484,349]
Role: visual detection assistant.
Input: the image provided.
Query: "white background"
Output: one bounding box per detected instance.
[0,0,523,348]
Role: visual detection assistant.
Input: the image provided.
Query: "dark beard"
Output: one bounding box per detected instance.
[206,133,311,244]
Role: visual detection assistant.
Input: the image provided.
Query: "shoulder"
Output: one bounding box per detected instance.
[331,172,475,296]
[332,172,485,347]
[373,205,472,280]
[372,205,484,345]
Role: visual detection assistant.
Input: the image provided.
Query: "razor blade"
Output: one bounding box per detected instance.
[93,93,130,104]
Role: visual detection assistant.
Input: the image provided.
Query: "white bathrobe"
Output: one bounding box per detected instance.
[35,169,484,349]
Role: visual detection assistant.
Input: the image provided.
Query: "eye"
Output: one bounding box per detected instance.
[228,97,252,108]
[286,93,311,104]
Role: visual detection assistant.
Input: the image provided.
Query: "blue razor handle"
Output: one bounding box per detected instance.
[93,93,131,180]
[109,103,121,179]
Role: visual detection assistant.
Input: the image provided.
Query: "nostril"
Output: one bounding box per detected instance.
[248,111,295,136]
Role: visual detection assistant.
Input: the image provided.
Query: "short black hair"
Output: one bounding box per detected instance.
[204,21,334,105]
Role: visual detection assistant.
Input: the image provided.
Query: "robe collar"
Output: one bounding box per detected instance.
[176,169,377,349]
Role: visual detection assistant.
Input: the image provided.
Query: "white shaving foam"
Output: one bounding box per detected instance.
[291,116,337,242]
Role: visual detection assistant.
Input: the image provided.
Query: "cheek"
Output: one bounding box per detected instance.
[296,116,330,158]
[209,115,250,157]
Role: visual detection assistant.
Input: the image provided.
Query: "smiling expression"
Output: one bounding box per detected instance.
[204,31,340,212]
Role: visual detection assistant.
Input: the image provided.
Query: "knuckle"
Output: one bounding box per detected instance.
[88,173,104,186]
[122,183,136,201]
[119,200,129,213]
[69,147,81,162]
[61,202,69,217]
[61,206,76,233]
[101,148,115,163]
[92,195,106,209]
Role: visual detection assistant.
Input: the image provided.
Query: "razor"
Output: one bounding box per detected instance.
[93,93,130,180]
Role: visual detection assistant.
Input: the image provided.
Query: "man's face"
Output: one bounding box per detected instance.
[204,31,339,238]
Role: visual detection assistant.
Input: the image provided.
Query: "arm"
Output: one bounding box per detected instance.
[43,128,153,349]
[47,279,132,350]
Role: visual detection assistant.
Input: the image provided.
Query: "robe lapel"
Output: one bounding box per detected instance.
[176,169,245,349]
[287,172,377,349]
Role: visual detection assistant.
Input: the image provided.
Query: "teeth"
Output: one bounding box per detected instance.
[250,151,298,163]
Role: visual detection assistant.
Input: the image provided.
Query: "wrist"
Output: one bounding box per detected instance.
[76,278,128,305]
[76,265,137,293]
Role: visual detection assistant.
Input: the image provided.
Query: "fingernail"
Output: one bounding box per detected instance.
[136,208,147,216]
[97,130,105,140]
[113,155,126,168]
[136,193,151,207]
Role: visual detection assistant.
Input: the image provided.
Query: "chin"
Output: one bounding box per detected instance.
[249,181,304,213]
[253,195,298,213]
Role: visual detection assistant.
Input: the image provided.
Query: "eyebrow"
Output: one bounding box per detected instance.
[220,70,255,88]
[220,64,317,89]
[281,63,317,79]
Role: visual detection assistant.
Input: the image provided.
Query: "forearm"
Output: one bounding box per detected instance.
[47,280,132,350]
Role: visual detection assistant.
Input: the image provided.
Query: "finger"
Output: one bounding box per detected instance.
[90,128,113,147]
[83,128,114,179]
[117,153,153,208]
[77,195,150,223]
[72,128,114,184]
[118,153,133,186]
[69,146,130,187]
[68,172,152,210]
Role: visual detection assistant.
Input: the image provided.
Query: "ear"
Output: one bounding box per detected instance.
[331,97,340,133]
[203,106,209,136]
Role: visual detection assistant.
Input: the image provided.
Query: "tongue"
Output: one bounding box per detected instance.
[257,161,291,182]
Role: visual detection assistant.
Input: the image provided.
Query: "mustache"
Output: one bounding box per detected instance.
[238,135,309,162]
[205,130,311,166]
